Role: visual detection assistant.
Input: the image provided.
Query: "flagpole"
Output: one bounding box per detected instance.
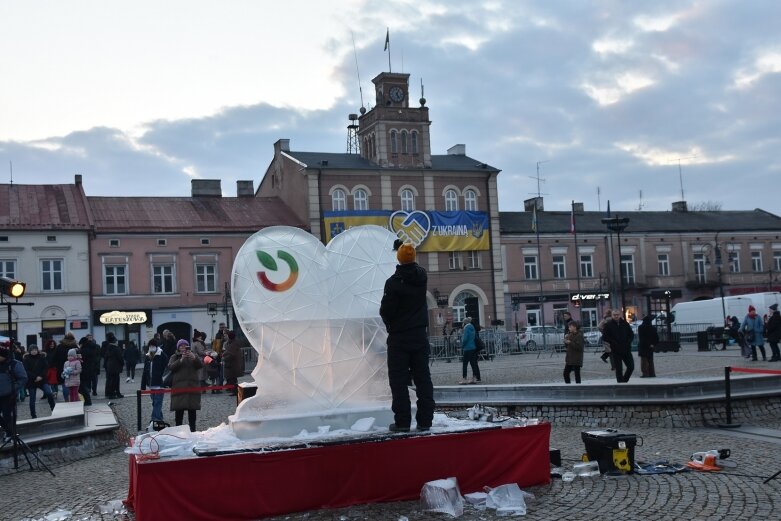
[533,205,548,355]
[572,200,582,319]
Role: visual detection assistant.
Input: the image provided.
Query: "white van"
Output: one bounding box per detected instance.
[670,296,753,327]
[730,292,781,315]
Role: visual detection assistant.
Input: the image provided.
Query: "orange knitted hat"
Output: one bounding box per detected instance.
[396,243,416,264]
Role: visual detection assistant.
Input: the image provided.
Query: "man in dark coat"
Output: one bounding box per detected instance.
[767,303,781,362]
[637,315,659,378]
[602,309,635,383]
[102,333,125,398]
[23,345,55,418]
[80,334,101,396]
[161,330,177,358]
[379,241,435,432]
[0,345,27,440]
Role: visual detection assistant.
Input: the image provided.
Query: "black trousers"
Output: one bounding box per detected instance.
[0,394,14,434]
[461,349,481,380]
[175,409,197,432]
[612,350,634,383]
[769,340,781,360]
[106,371,121,397]
[387,342,435,429]
[563,364,581,384]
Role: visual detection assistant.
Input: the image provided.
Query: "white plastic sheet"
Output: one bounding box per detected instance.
[420,477,464,517]
[486,483,527,516]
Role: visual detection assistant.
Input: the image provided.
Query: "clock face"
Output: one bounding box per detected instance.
[389,86,404,103]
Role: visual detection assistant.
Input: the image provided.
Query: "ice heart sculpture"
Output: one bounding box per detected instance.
[229,225,399,438]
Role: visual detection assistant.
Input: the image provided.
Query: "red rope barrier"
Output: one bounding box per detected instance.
[731,366,781,375]
[138,384,237,395]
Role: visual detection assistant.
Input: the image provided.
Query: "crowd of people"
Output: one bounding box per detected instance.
[0,324,247,438]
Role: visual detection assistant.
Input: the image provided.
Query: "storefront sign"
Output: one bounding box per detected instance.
[100,310,148,325]
[570,292,610,302]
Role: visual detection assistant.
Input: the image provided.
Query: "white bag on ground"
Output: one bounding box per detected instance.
[420,477,464,517]
[486,483,527,516]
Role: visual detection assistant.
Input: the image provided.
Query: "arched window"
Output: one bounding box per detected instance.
[401,189,414,211]
[353,189,368,210]
[390,130,398,154]
[411,131,418,154]
[362,138,369,158]
[464,189,477,211]
[453,291,477,324]
[401,131,408,154]
[445,189,458,211]
[332,189,346,211]
[371,135,376,158]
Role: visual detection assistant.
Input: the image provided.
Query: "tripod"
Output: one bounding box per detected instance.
[1,356,55,476]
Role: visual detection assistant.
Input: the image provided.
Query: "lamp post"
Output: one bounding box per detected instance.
[704,236,727,326]
[601,216,630,314]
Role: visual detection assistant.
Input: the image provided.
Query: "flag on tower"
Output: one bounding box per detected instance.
[531,205,538,233]
[570,202,576,234]
[384,28,389,51]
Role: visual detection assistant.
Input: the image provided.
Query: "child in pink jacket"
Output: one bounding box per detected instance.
[62,349,82,402]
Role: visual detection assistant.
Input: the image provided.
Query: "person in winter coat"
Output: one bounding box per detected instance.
[765,303,780,362]
[741,305,767,361]
[79,334,101,397]
[597,309,615,369]
[103,333,125,398]
[0,344,27,440]
[161,330,177,358]
[55,333,79,401]
[140,339,169,423]
[168,339,204,431]
[23,345,55,418]
[459,317,481,385]
[379,241,435,433]
[123,340,140,383]
[41,339,60,398]
[62,349,82,403]
[191,331,209,387]
[563,321,584,384]
[602,309,635,383]
[221,331,245,396]
[637,315,660,378]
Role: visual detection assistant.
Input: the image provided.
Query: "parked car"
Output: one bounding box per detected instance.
[516,326,564,350]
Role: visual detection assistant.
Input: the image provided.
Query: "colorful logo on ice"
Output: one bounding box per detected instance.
[256,250,299,292]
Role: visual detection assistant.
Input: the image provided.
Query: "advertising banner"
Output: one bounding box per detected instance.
[323,210,489,252]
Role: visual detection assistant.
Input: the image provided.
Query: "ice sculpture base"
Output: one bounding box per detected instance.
[230,406,398,440]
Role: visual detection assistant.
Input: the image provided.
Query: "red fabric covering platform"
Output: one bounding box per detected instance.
[126,423,550,521]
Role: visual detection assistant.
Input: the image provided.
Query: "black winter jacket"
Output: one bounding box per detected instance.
[141,350,169,389]
[767,311,781,343]
[602,319,635,354]
[23,353,49,389]
[379,262,429,345]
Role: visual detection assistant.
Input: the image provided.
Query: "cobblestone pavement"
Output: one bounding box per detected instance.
[3,344,780,520]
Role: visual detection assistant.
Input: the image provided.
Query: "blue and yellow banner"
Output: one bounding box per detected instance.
[323,210,489,252]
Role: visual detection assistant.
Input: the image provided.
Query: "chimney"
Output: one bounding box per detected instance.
[237,180,254,197]
[447,144,466,156]
[274,139,290,155]
[672,201,688,212]
[524,197,544,212]
[74,174,82,185]
[191,179,222,197]
[573,202,584,213]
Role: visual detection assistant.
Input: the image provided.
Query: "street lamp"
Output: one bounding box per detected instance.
[601,216,630,314]
[703,236,727,325]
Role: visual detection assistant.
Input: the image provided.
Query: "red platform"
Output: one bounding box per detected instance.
[126,423,551,521]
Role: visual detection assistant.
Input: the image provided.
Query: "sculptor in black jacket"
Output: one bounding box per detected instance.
[602,309,635,383]
[379,240,435,433]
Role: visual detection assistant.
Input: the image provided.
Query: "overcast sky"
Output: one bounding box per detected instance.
[1,0,779,215]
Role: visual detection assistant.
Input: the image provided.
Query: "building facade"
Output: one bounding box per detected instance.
[257,72,505,330]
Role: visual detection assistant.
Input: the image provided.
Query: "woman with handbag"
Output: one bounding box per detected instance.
[168,339,204,431]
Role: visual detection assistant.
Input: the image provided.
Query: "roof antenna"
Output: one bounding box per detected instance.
[637,189,645,211]
[529,160,549,197]
[420,78,426,106]
[351,31,364,111]
[9,161,12,185]
[597,186,601,213]
[669,155,697,201]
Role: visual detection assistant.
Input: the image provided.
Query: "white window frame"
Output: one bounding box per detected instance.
[751,251,763,272]
[195,263,217,293]
[657,253,670,276]
[104,264,128,295]
[152,264,175,294]
[464,189,477,211]
[331,188,346,211]
[729,252,740,273]
[445,189,458,211]
[448,252,461,270]
[620,254,635,285]
[400,189,415,211]
[41,258,64,292]
[552,255,566,279]
[468,250,481,269]
[524,256,538,280]
[353,188,368,211]
[0,259,16,279]
[579,254,593,278]
[774,251,781,272]
[694,253,707,283]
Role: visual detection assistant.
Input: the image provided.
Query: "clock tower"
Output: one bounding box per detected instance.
[358,72,432,168]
